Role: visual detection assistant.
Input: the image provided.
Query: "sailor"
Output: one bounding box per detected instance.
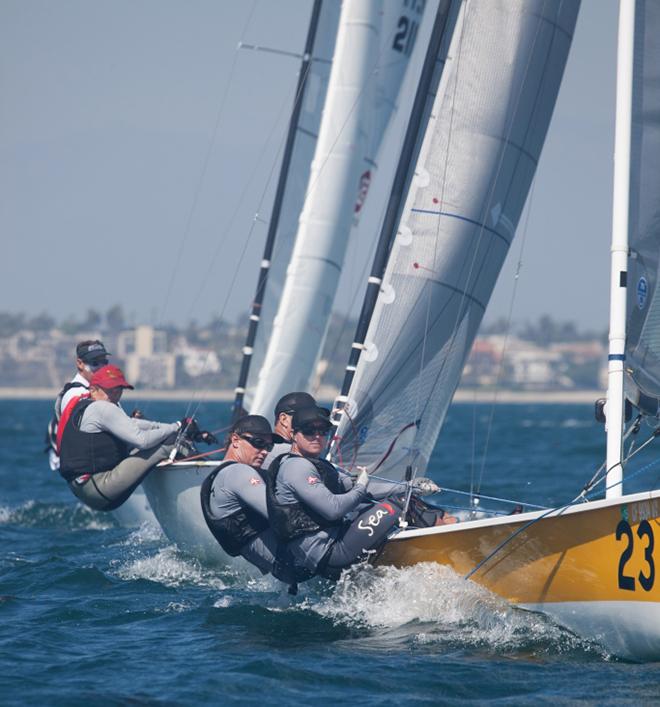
[58,364,212,511]
[200,415,292,582]
[265,406,410,580]
[45,340,110,471]
[262,391,328,469]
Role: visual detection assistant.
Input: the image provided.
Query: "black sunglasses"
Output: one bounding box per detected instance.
[239,434,274,451]
[299,425,331,437]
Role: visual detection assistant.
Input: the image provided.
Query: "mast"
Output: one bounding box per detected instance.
[248,0,418,419]
[606,0,635,499]
[333,0,453,421]
[232,0,324,422]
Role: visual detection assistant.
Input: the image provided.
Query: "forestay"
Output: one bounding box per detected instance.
[333,0,579,479]
[242,1,340,411]
[625,0,660,416]
[249,0,420,418]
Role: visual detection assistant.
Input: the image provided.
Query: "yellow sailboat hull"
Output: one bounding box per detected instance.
[377,489,660,659]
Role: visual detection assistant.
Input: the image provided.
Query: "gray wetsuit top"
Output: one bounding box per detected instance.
[207,462,278,575]
[262,441,292,470]
[79,400,179,450]
[273,455,370,572]
[207,462,269,520]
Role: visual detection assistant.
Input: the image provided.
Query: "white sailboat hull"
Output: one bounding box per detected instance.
[110,485,157,527]
[141,461,257,573]
[522,600,660,662]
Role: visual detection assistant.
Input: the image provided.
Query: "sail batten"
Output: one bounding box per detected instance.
[333,0,580,480]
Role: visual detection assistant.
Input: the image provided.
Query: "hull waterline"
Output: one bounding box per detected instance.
[378,488,660,660]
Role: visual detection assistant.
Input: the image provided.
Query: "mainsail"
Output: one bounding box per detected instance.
[625,0,660,415]
[236,1,340,414]
[333,0,579,479]
[249,0,421,418]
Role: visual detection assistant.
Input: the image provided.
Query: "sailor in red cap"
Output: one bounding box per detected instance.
[57,364,215,511]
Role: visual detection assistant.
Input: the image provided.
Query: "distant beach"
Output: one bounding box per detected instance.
[0,387,604,404]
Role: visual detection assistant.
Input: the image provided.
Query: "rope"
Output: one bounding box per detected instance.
[473,176,538,499]
[575,423,660,501]
[434,484,548,510]
[169,446,226,464]
[463,443,660,581]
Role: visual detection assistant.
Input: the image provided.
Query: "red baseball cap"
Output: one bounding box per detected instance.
[90,364,134,390]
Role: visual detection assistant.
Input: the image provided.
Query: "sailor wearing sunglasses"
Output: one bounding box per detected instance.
[46,340,111,472]
[201,415,293,582]
[265,405,410,582]
[261,391,328,470]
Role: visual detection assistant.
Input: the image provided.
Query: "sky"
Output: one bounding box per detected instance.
[1,0,618,331]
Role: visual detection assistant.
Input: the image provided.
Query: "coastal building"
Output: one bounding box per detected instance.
[117,325,176,389]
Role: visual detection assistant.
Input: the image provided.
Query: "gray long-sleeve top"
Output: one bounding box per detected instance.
[273,454,370,572]
[261,441,292,471]
[79,400,179,450]
[207,462,282,576]
[208,462,268,521]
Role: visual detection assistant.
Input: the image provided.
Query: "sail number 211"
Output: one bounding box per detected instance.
[616,520,655,591]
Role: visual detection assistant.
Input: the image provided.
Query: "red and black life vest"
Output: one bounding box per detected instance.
[45,381,88,456]
[58,398,129,482]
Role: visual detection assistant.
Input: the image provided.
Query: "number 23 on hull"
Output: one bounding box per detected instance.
[377,489,660,659]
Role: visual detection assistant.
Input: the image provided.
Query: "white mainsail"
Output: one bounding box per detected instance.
[240,1,340,411]
[624,0,660,415]
[249,0,422,418]
[333,0,580,479]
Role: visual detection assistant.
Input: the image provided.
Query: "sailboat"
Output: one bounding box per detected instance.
[330,0,660,661]
[142,0,340,567]
[142,0,418,566]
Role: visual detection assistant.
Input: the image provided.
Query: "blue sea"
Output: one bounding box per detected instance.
[2,399,660,705]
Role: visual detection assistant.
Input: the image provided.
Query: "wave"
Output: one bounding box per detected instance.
[306,563,605,657]
[0,500,112,531]
[115,545,231,590]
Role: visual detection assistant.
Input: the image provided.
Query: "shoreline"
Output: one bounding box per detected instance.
[0,387,604,404]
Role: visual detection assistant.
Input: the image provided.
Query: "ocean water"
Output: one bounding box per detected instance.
[1,399,659,705]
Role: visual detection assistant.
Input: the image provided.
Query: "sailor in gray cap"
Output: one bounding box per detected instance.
[46,339,111,471]
[200,415,292,582]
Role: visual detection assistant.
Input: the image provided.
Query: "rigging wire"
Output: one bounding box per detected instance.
[176,78,311,423]
[463,444,660,582]
[129,1,259,420]
[472,176,538,501]
[156,0,259,329]
[404,0,468,509]
[576,419,660,501]
[177,5,411,429]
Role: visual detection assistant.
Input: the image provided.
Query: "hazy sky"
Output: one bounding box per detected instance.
[1,0,617,330]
